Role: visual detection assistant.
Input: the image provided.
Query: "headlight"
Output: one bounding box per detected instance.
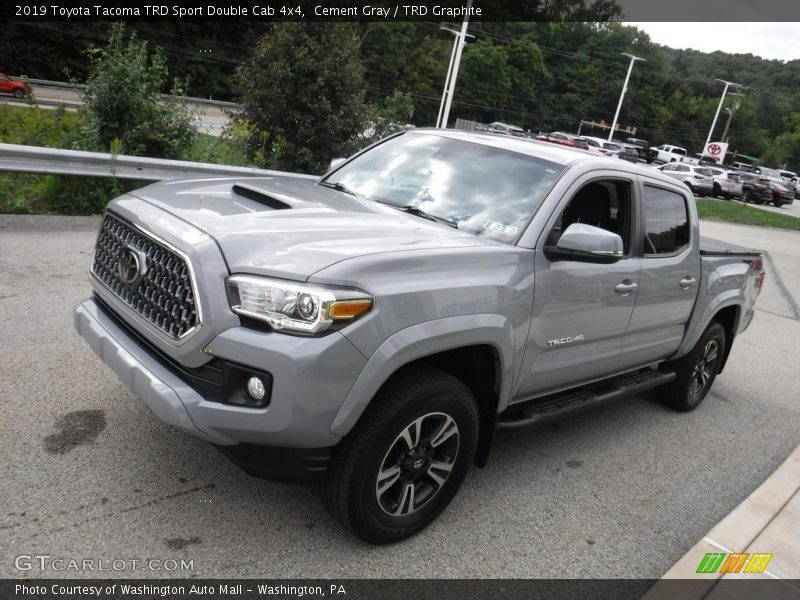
[226,275,373,334]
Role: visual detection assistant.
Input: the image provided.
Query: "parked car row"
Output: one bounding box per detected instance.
[655,161,794,207]
[483,125,796,200]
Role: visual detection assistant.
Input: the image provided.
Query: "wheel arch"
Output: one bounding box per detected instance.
[712,305,739,373]
[673,299,741,371]
[331,315,516,465]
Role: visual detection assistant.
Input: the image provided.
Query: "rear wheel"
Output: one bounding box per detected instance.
[773,200,782,207]
[658,322,726,412]
[685,182,696,195]
[742,190,752,203]
[322,366,479,544]
[713,183,722,198]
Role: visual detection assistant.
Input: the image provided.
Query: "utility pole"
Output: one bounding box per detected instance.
[705,79,742,152]
[439,0,473,129]
[608,53,646,142]
[720,92,744,143]
[436,26,474,128]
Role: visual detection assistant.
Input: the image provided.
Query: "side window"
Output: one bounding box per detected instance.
[546,180,632,254]
[676,165,691,172]
[643,187,689,255]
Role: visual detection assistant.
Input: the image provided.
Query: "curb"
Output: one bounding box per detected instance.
[643,443,800,599]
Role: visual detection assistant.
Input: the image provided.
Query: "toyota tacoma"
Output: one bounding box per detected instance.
[74,130,765,543]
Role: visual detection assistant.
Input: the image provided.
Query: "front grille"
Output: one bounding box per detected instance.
[91,213,199,340]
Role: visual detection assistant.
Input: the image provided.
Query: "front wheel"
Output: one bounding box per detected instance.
[12,88,24,99]
[658,322,726,412]
[773,200,783,207]
[322,366,479,544]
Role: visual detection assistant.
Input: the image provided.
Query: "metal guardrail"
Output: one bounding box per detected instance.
[24,78,240,110]
[0,143,316,182]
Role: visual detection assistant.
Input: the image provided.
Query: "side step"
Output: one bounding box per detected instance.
[497,369,676,432]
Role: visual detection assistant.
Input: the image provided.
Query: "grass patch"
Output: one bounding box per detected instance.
[0,102,81,148]
[696,198,800,231]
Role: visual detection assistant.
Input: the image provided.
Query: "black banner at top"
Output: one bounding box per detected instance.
[3,0,800,22]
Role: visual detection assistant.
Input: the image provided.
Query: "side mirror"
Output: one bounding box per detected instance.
[328,157,347,171]
[553,223,623,260]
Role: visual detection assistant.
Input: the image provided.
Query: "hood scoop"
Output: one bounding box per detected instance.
[233,182,295,210]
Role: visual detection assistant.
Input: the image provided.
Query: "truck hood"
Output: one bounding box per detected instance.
[129,176,495,279]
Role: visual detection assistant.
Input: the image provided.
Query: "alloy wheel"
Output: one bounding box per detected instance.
[376,412,460,517]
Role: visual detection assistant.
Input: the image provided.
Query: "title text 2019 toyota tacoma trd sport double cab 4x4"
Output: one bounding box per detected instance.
[74,130,765,543]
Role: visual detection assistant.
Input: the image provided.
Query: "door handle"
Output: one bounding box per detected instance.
[615,281,639,295]
[679,276,697,289]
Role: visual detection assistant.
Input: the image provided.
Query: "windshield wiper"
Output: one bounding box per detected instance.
[318,181,364,198]
[392,204,459,229]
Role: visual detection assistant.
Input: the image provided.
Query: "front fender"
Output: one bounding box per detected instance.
[330,314,515,436]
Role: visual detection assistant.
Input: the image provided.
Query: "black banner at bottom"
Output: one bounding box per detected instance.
[2,579,799,600]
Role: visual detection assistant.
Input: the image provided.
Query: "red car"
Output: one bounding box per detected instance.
[535,131,590,150]
[0,73,32,99]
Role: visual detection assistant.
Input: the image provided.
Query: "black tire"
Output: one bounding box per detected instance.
[658,322,726,412]
[773,200,782,207]
[686,182,696,195]
[322,365,479,544]
[713,183,722,198]
[12,88,24,99]
[742,190,751,203]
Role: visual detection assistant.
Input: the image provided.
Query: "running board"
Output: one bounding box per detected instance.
[498,369,676,432]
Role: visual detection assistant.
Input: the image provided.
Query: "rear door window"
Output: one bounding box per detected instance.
[643,187,690,256]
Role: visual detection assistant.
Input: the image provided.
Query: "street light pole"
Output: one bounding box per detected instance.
[705,79,742,152]
[436,27,474,128]
[720,92,743,144]
[440,0,473,130]
[608,53,646,142]
[436,28,460,128]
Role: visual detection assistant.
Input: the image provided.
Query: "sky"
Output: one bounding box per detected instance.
[624,23,800,62]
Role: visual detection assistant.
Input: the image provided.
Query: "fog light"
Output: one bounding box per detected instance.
[246,376,266,401]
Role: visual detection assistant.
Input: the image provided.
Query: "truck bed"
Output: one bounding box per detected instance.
[700,236,762,258]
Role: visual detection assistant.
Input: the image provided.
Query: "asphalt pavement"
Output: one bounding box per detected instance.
[0,214,798,579]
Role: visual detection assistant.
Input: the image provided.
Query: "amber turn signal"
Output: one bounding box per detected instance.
[327,299,372,321]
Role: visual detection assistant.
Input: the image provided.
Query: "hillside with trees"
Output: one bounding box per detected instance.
[2,20,799,170]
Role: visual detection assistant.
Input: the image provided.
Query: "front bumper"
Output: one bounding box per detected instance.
[74,297,368,451]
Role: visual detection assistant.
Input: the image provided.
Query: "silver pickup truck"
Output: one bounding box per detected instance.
[74,130,765,543]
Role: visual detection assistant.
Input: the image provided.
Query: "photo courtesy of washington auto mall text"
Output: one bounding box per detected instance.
[2,0,800,599]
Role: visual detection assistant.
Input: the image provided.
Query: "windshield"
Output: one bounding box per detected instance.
[324,132,565,244]
[759,167,780,178]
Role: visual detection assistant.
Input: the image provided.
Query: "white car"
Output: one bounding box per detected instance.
[707,167,743,199]
[581,136,621,157]
[657,163,714,196]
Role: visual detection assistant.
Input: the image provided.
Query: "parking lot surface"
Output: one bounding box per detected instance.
[1,214,798,578]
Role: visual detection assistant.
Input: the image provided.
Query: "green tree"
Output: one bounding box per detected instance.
[235,23,369,174]
[80,24,197,158]
[459,40,512,121]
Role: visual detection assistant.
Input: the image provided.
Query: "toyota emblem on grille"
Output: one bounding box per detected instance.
[118,245,148,290]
